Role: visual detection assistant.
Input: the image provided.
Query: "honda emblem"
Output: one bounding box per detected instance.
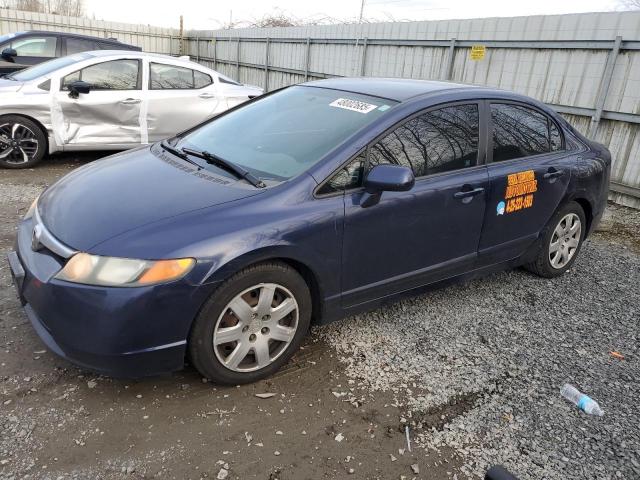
[31,224,42,251]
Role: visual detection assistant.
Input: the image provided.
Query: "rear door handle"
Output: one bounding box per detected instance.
[454,187,485,199]
[198,92,216,99]
[543,168,564,180]
[120,98,141,105]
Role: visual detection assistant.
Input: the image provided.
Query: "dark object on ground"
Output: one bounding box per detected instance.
[486,465,520,480]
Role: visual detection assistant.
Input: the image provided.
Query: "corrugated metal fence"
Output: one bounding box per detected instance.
[0,8,181,55]
[0,8,639,207]
[188,12,640,208]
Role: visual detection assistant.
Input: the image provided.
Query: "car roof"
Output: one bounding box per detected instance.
[78,50,203,67]
[19,30,134,46]
[303,77,486,102]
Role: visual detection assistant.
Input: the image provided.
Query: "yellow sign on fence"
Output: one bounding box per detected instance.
[470,45,486,61]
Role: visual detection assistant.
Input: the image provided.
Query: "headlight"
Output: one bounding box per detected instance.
[55,253,195,287]
[24,197,38,220]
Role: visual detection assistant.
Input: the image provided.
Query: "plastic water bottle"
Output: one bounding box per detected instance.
[560,384,604,416]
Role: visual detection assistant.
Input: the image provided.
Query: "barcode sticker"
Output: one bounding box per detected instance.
[329,98,378,114]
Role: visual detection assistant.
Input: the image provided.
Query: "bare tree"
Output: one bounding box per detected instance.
[618,0,640,9]
[249,13,299,28]
[212,7,384,30]
[1,0,84,16]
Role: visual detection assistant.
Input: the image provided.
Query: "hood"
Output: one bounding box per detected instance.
[38,144,266,252]
[0,77,23,93]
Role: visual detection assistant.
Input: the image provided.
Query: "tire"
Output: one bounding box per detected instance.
[0,115,47,169]
[525,201,586,278]
[188,261,311,385]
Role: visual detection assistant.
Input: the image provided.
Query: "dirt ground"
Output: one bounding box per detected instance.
[1,154,458,479]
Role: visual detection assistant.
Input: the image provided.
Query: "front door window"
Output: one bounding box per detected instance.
[10,36,57,58]
[369,104,480,176]
[62,59,140,91]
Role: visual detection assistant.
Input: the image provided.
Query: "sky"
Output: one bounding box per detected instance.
[85,0,625,30]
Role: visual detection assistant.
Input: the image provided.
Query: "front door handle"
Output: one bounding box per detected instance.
[198,92,216,99]
[454,186,485,200]
[543,168,564,180]
[120,98,141,105]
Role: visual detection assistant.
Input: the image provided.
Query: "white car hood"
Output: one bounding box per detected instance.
[0,78,23,93]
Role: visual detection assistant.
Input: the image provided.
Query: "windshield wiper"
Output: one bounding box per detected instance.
[160,140,202,170]
[182,147,266,188]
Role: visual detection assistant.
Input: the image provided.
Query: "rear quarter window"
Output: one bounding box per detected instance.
[194,70,212,88]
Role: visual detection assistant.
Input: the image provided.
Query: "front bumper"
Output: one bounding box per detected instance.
[8,217,212,378]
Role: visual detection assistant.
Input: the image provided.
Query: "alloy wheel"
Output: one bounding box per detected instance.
[213,283,299,372]
[549,213,581,269]
[0,122,39,165]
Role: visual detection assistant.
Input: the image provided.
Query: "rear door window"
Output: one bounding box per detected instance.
[369,103,480,177]
[490,103,563,162]
[65,37,99,55]
[150,62,205,89]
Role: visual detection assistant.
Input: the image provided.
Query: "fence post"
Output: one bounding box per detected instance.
[179,15,184,56]
[445,38,456,80]
[305,37,311,81]
[213,37,217,69]
[236,37,241,79]
[196,36,200,62]
[264,37,270,92]
[360,37,368,76]
[588,35,622,139]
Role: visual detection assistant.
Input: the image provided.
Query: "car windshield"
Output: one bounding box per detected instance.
[177,86,397,181]
[9,53,92,81]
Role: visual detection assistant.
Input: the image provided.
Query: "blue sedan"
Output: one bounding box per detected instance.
[8,78,611,384]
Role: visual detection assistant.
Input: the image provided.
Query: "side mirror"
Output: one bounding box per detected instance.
[361,164,415,207]
[364,164,415,193]
[1,48,17,61]
[68,80,91,99]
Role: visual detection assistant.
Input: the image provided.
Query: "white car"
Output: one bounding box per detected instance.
[0,50,263,168]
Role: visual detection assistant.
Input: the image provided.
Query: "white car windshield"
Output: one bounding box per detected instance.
[8,53,92,81]
[178,86,397,181]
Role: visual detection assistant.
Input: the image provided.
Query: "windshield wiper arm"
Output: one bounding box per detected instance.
[160,140,202,170]
[181,147,266,188]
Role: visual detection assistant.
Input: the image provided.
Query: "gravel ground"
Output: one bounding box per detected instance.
[1,156,639,479]
[321,206,640,479]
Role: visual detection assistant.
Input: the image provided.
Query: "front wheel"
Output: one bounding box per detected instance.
[0,115,46,169]
[188,262,311,385]
[525,201,586,278]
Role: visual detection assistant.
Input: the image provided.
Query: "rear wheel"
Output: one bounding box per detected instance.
[525,201,586,278]
[0,115,46,169]
[188,262,311,384]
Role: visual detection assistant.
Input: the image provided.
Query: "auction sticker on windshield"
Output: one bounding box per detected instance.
[329,98,378,114]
